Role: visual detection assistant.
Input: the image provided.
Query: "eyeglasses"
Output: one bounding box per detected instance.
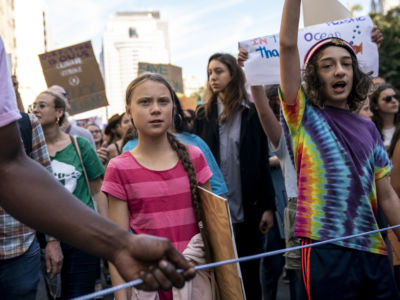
[90,130,102,134]
[382,95,399,103]
[32,102,55,110]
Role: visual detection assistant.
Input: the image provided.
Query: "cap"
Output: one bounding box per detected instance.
[304,37,356,69]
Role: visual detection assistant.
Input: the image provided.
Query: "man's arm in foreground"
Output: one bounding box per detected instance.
[0,121,194,290]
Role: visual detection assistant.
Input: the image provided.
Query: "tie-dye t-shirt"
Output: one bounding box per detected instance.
[280,87,391,255]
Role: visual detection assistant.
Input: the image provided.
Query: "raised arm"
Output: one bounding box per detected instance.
[250,86,282,148]
[237,48,282,147]
[279,0,302,104]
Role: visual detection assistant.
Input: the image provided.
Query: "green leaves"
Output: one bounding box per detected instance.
[370,7,400,91]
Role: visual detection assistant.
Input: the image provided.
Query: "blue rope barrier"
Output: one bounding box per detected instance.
[71,223,400,300]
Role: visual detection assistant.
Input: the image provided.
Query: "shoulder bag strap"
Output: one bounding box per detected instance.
[69,135,98,211]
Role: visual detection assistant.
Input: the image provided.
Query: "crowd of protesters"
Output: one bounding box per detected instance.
[1,0,400,299]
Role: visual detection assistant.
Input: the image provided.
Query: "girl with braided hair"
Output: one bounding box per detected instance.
[101,73,213,300]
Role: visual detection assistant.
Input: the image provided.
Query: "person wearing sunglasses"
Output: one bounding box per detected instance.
[371,83,400,149]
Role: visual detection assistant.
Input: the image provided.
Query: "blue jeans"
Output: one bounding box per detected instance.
[60,243,100,299]
[0,237,40,300]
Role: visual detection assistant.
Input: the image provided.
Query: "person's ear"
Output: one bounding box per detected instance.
[126,105,132,118]
[55,108,64,120]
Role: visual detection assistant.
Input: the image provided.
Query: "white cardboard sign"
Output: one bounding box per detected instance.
[302,0,352,27]
[239,15,378,86]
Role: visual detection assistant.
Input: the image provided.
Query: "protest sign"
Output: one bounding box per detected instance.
[198,186,245,300]
[179,96,198,111]
[302,0,351,27]
[239,15,378,86]
[39,41,108,115]
[138,62,184,93]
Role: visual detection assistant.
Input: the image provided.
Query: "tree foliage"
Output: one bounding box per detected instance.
[350,4,363,15]
[370,7,400,91]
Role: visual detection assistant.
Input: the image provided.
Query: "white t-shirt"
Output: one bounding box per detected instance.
[0,36,20,128]
[269,134,298,198]
[382,127,395,150]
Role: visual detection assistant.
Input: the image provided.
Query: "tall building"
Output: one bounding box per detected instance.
[102,11,171,116]
[0,0,17,74]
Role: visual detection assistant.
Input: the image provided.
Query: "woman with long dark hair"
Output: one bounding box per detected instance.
[194,52,276,299]
[371,83,400,149]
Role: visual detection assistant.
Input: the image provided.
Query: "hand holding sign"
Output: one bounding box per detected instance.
[239,16,379,86]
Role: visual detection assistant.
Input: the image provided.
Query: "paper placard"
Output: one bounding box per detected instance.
[39,41,108,115]
[239,15,378,86]
[179,97,198,111]
[198,187,245,300]
[302,0,352,27]
[138,62,184,93]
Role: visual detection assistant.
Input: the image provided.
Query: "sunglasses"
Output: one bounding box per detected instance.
[382,95,399,103]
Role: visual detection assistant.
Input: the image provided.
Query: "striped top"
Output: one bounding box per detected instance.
[102,145,212,252]
[280,87,391,255]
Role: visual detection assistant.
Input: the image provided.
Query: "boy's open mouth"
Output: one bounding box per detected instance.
[332,81,347,93]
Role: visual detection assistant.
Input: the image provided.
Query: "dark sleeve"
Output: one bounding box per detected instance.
[193,105,205,138]
[260,133,276,211]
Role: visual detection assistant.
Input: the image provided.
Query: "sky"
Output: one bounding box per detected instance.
[43,0,372,83]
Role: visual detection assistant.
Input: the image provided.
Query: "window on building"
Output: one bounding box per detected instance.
[129,27,138,38]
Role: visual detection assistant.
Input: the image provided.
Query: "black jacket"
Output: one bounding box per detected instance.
[194,101,275,223]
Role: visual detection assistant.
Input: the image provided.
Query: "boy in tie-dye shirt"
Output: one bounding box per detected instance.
[280,87,391,255]
[279,0,400,299]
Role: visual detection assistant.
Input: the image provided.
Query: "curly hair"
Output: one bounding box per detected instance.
[202,53,249,122]
[303,44,372,111]
[370,83,400,141]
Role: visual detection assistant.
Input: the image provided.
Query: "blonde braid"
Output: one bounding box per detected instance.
[167,132,211,261]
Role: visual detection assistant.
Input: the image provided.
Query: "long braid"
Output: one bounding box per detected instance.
[167,132,211,262]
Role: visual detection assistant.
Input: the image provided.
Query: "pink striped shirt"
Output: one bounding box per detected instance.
[102,145,212,252]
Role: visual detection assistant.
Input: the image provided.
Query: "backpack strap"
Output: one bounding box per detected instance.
[18,112,33,156]
[69,135,98,212]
